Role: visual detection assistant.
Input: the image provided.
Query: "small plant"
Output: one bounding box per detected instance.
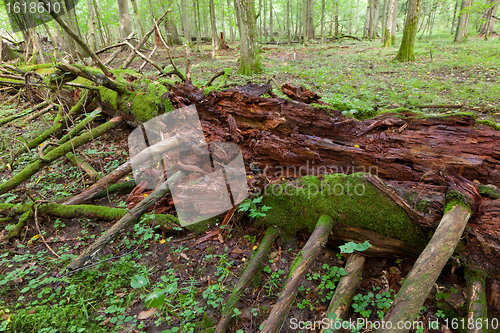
[238,196,272,218]
[244,235,257,245]
[339,241,371,254]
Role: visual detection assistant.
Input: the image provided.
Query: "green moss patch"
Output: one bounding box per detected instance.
[259,173,429,246]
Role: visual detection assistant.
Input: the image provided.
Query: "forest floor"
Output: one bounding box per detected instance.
[1,34,500,333]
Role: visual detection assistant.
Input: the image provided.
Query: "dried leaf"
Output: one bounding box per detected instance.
[137,307,157,320]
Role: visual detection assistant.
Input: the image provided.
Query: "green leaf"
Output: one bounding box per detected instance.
[145,289,166,308]
[339,241,371,254]
[130,275,149,289]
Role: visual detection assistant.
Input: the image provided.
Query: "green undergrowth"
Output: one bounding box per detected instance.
[259,172,430,246]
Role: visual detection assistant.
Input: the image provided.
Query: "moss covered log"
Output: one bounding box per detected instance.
[0,202,179,238]
[0,117,122,195]
[465,268,488,333]
[260,173,430,247]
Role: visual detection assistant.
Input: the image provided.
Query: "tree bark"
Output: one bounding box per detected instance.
[130,0,145,38]
[384,0,395,46]
[234,0,263,75]
[118,0,134,45]
[210,0,219,58]
[465,268,488,333]
[454,0,472,42]
[394,0,421,61]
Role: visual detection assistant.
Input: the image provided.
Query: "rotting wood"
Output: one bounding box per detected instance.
[261,215,335,332]
[320,253,365,333]
[64,171,182,271]
[215,227,279,333]
[170,83,500,187]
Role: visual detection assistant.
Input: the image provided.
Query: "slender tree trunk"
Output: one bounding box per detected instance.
[382,0,388,41]
[221,1,226,41]
[269,0,274,41]
[287,0,291,42]
[394,0,421,61]
[334,2,339,35]
[263,0,267,41]
[195,0,202,47]
[371,0,381,38]
[210,0,218,57]
[391,0,397,43]
[320,0,325,42]
[384,0,395,46]
[307,0,314,38]
[364,0,372,38]
[234,0,262,75]
[130,0,145,38]
[454,0,471,42]
[86,0,97,51]
[180,0,192,43]
[302,0,308,43]
[93,0,108,45]
[118,0,134,44]
[227,0,235,42]
[451,0,458,34]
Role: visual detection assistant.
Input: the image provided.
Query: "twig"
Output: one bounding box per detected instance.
[139,45,158,72]
[95,42,127,54]
[152,17,185,82]
[205,71,225,87]
[34,203,60,258]
[123,40,166,75]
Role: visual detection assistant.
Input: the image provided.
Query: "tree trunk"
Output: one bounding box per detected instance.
[227,0,235,42]
[210,0,218,57]
[302,0,308,42]
[269,0,274,41]
[86,0,97,51]
[451,0,459,34]
[391,0,397,43]
[180,0,191,44]
[130,0,145,38]
[384,0,395,46]
[287,0,291,42]
[394,0,421,61]
[370,0,380,38]
[377,203,473,333]
[454,0,471,42]
[321,0,325,42]
[118,0,134,44]
[364,0,372,38]
[382,0,388,42]
[307,0,314,38]
[234,0,263,75]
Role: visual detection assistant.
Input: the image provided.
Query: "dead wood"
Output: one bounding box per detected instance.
[0,100,50,126]
[0,117,122,196]
[63,131,189,205]
[377,176,479,333]
[281,83,323,104]
[320,253,365,333]
[65,152,101,180]
[65,171,182,271]
[261,215,335,332]
[215,227,279,332]
[206,71,226,87]
[122,10,171,69]
[170,83,500,187]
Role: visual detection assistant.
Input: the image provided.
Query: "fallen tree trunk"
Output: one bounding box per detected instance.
[0,116,122,195]
[170,83,500,187]
[465,268,487,333]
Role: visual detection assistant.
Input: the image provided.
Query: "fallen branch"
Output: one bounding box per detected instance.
[64,171,182,271]
[215,227,279,332]
[122,10,170,69]
[465,268,487,333]
[95,42,127,54]
[0,100,50,127]
[0,116,122,195]
[63,131,189,205]
[206,71,225,87]
[261,215,335,332]
[377,179,478,333]
[320,253,365,333]
[139,45,158,72]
